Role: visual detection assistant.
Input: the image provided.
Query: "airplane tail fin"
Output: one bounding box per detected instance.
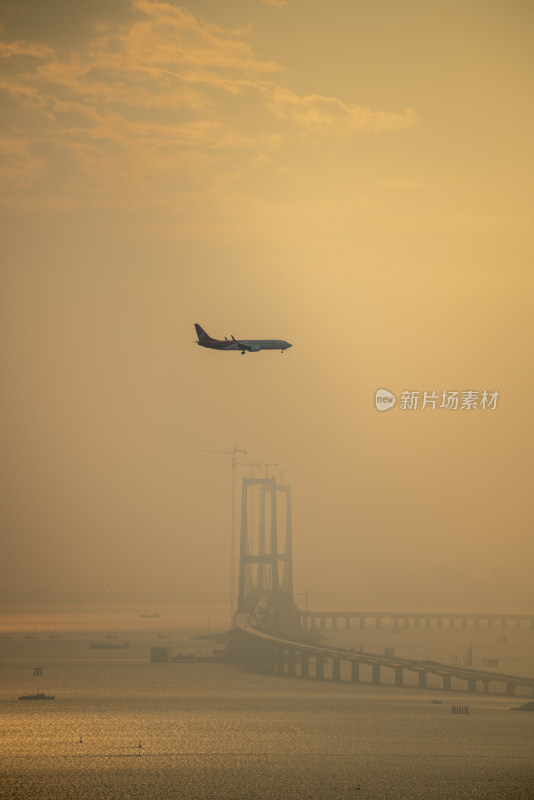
[194,323,212,343]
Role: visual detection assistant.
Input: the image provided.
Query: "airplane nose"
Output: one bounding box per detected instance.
[287,342,292,348]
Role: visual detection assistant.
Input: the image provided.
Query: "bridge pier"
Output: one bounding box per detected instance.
[287,648,296,677]
[315,655,325,680]
[442,675,452,691]
[351,661,360,683]
[418,671,427,689]
[333,657,341,682]
[395,667,404,687]
[300,653,309,678]
[276,647,285,675]
[467,678,476,692]
[345,616,351,631]
[372,664,381,685]
[506,682,516,697]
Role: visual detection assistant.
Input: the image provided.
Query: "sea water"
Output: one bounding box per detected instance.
[1,604,533,799]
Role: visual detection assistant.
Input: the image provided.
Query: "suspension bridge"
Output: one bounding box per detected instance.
[228,475,534,698]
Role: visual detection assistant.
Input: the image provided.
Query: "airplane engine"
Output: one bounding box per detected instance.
[248,345,260,352]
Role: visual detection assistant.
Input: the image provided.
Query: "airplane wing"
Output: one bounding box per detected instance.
[231,335,258,352]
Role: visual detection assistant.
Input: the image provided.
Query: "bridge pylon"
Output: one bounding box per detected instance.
[237,476,299,639]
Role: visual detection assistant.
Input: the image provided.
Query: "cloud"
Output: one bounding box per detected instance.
[267,87,417,140]
[0,39,54,59]
[0,0,418,216]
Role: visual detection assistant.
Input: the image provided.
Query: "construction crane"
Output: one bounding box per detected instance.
[198,448,247,470]
[243,461,262,478]
[263,462,278,477]
[296,590,334,615]
[198,447,247,621]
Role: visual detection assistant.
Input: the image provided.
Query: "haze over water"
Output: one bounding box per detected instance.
[1,1,533,797]
[2,606,534,799]
[1,0,533,612]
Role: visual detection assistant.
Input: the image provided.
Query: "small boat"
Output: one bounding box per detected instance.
[18,693,55,701]
[90,640,129,649]
[511,701,534,712]
[172,653,197,662]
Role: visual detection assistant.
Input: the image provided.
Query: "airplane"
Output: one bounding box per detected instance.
[195,324,292,354]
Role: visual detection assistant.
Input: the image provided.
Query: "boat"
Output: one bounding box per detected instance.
[18,693,55,701]
[172,653,197,662]
[511,701,534,712]
[191,632,228,643]
[90,640,129,650]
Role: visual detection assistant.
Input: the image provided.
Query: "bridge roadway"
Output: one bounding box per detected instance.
[234,613,534,697]
[300,611,534,632]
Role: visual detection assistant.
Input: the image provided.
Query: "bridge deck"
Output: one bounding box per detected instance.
[234,614,534,694]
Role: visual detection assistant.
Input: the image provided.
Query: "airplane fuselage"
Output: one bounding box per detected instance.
[197,338,291,352]
[194,324,292,353]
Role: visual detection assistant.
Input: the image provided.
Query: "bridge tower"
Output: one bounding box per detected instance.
[237,476,299,638]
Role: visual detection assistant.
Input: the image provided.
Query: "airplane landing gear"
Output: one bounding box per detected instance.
[241,350,246,355]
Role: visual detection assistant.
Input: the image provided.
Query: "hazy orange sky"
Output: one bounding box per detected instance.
[1,0,533,611]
